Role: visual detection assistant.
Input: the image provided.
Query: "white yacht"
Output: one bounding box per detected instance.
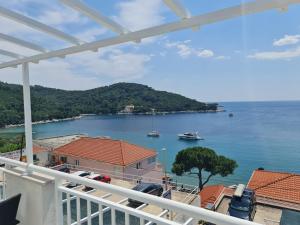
[178,132,203,140]
[147,130,160,137]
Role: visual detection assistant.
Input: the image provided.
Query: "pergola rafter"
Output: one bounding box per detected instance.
[0,0,299,69]
[163,0,191,19]
[0,6,82,46]
[60,0,129,34]
[0,33,47,53]
[0,49,23,59]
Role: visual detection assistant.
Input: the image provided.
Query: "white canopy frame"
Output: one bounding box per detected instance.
[0,0,299,166]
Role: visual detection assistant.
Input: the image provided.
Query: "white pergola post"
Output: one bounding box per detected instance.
[22,62,33,165]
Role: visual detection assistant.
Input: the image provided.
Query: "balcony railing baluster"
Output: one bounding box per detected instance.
[76,196,81,225]
[99,204,103,225]
[87,199,91,225]
[66,193,72,225]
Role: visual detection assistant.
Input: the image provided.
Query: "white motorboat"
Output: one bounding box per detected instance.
[178,132,203,140]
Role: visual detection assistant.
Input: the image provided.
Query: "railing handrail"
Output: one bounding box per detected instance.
[0,156,261,225]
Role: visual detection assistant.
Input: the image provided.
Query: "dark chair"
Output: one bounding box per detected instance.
[0,194,21,225]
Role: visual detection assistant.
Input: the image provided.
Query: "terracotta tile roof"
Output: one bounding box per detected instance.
[200,185,225,208]
[247,170,300,204]
[33,145,48,154]
[53,137,157,166]
[223,187,235,197]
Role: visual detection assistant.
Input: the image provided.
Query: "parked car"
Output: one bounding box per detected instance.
[228,188,256,221]
[128,183,163,206]
[58,167,70,173]
[83,174,111,192]
[66,171,91,188]
[74,171,91,178]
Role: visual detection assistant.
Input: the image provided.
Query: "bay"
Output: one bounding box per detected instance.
[2,101,300,186]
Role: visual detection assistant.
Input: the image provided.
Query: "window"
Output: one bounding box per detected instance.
[33,154,37,161]
[60,156,67,163]
[75,160,80,166]
[136,162,141,169]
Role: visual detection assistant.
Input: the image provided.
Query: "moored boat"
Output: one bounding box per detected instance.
[147,131,160,137]
[178,132,203,140]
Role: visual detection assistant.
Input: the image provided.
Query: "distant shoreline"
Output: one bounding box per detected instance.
[4,116,82,129]
[3,108,225,129]
[117,109,225,115]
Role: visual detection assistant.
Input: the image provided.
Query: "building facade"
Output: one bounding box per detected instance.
[52,137,160,181]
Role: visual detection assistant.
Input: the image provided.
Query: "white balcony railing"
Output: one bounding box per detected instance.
[0,156,261,225]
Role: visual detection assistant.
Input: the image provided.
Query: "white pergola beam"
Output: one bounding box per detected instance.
[0,0,299,69]
[0,49,23,59]
[22,62,34,165]
[0,33,47,53]
[163,0,191,19]
[60,0,129,34]
[0,6,81,45]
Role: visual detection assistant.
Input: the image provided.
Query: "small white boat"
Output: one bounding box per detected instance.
[178,132,203,140]
[147,131,160,137]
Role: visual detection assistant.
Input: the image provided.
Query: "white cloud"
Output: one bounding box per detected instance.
[37,6,88,27]
[176,44,193,57]
[273,35,300,46]
[0,60,103,90]
[115,0,164,31]
[75,27,107,42]
[0,0,156,90]
[248,47,300,60]
[197,49,214,58]
[165,40,215,58]
[69,50,151,80]
[0,47,152,89]
[215,55,231,60]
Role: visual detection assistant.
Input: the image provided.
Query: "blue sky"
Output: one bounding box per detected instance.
[0,0,300,102]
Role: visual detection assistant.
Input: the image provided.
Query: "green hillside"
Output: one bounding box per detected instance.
[0,82,218,127]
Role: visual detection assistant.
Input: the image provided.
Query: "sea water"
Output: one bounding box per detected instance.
[2,101,300,186]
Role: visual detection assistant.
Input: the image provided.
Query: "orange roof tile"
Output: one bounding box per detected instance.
[247,170,300,204]
[33,145,47,154]
[200,185,225,208]
[53,137,157,166]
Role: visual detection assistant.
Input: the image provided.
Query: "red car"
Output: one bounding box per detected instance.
[83,174,111,191]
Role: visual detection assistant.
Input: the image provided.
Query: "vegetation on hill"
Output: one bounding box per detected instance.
[0,133,25,153]
[0,82,218,127]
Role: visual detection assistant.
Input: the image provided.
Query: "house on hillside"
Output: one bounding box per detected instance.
[52,137,160,180]
[119,104,135,114]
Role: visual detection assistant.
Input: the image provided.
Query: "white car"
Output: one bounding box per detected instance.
[67,171,91,188]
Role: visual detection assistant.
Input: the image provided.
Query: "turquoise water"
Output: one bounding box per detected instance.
[2,101,300,186]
